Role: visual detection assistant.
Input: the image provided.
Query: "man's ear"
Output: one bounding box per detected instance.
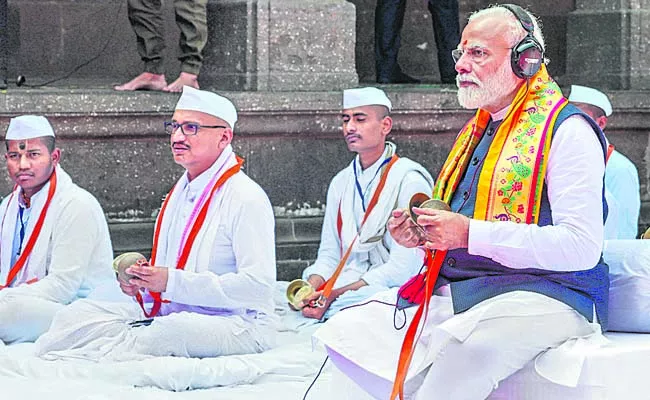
[218,128,234,149]
[381,116,393,138]
[51,148,61,165]
[596,116,608,131]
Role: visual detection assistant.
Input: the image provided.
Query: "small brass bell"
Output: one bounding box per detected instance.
[286,279,315,310]
[113,252,147,282]
[642,227,650,240]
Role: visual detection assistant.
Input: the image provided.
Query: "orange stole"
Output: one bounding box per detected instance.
[136,157,244,318]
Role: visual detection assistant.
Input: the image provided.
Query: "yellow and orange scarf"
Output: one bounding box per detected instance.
[433,64,567,224]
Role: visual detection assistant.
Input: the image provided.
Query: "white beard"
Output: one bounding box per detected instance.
[456,58,520,110]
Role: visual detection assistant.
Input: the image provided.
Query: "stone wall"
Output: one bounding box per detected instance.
[3,0,358,91]
[350,0,574,83]
[0,0,616,88]
[1,88,649,278]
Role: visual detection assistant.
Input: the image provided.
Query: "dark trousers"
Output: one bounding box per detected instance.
[127,0,208,75]
[0,0,7,89]
[375,0,460,83]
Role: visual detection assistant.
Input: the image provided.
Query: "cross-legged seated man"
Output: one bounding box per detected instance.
[36,87,277,360]
[297,87,433,321]
[314,5,610,400]
[0,116,113,345]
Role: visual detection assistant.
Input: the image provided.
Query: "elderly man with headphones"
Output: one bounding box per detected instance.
[313,4,610,400]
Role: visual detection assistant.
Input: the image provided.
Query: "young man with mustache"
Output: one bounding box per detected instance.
[36,87,277,360]
[0,115,113,344]
[315,5,610,399]
[298,87,433,321]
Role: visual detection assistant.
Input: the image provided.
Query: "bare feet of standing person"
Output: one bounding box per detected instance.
[163,72,199,93]
[114,72,168,91]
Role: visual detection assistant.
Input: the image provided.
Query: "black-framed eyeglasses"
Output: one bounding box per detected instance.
[164,121,227,136]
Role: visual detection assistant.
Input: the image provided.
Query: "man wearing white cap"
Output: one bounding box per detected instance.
[569,84,641,239]
[0,115,113,344]
[36,86,277,359]
[297,87,434,321]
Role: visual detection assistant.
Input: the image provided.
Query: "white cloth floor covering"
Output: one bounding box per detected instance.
[0,282,649,399]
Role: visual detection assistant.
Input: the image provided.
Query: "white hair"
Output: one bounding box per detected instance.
[468,5,546,55]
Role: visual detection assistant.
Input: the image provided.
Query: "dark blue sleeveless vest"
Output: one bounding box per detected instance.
[435,104,610,331]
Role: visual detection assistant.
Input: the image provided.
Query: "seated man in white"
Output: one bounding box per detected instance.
[299,87,434,321]
[36,87,277,360]
[0,116,113,344]
[569,85,641,239]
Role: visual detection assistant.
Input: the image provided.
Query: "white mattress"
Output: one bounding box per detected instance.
[0,282,331,400]
[1,284,649,400]
[489,332,650,400]
[323,332,650,400]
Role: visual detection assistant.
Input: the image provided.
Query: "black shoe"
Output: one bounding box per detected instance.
[377,71,421,84]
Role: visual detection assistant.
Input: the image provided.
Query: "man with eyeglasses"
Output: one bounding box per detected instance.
[36,86,277,360]
[296,87,433,323]
[314,5,610,399]
[0,115,113,345]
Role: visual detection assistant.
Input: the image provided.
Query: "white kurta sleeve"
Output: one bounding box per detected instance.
[468,115,605,271]
[8,196,106,303]
[361,170,432,287]
[301,176,343,282]
[164,187,276,310]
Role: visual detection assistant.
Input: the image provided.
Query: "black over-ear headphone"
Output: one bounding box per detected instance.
[500,4,544,79]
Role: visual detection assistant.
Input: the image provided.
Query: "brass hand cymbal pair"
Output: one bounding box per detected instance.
[286,279,325,310]
[112,252,148,282]
[407,193,451,243]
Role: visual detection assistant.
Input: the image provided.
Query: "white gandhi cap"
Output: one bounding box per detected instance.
[175,86,238,129]
[5,115,55,140]
[568,85,612,117]
[343,87,392,112]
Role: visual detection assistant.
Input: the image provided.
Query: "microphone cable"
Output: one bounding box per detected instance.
[16,1,123,88]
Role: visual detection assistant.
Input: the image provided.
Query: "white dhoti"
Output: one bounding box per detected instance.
[314,288,603,400]
[0,292,64,344]
[36,298,277,362]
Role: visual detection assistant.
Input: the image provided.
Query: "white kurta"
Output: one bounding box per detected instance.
[0,166,114,344]
[314,111,608,399]
[302,143,433,316]
[604,150,640,240]
[36,145,278,360]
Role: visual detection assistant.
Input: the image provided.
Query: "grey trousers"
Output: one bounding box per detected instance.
[127,0,208,75]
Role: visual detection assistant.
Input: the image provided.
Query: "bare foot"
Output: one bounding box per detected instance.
[163,72,199,93]
[114,72,167,91]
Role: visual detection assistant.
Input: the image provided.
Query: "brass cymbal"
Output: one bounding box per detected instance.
[112,252,147,282]
[408,193,451,220]
[286,279,315,310]
[642,227,650,240]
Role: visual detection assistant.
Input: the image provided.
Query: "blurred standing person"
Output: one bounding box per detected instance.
[375,0,460,84]
[114,0,208,92]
